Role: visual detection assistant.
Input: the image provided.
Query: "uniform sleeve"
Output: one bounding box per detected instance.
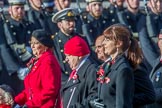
[26,58,61,107]
[116,68,134,108]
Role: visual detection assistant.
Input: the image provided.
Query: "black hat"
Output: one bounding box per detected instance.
[52,8,75,23]
[31,29,53,48]
[42,0,54,8]
[8,0,26,5]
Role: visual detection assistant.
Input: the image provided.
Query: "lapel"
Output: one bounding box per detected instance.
[150,57,161,78]
[110,55,128,73]
[63,59,92,90]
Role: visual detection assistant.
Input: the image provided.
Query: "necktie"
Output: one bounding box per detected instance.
[69,69,76,80]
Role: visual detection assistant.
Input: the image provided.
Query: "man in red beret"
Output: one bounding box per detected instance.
[61,36,98,108]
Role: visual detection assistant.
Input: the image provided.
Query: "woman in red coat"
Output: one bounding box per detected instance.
[14,29,61,108]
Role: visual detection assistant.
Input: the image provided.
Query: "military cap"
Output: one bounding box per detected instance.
[42,0,54,8]
[8,0,26,5]
[52,8,75,23]
[85,0,103,3]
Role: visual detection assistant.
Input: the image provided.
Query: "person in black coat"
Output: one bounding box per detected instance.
[90,24,155,108]
[90,24,135,108]
[94,33,155,108]
[62,36,98,108]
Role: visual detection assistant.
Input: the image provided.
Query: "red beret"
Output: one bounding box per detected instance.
[64,36,90,56]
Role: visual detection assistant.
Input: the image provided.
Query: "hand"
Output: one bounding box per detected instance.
[17,67,29,80]
[89,98,105,108]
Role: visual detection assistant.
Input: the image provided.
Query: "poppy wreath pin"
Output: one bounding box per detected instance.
[97,66,110,84]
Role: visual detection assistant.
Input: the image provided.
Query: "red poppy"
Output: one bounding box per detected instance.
[72,74,79,80]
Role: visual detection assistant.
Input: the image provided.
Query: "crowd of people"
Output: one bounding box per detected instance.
[0,0,162,108]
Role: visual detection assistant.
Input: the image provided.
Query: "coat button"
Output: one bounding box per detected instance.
[65,71,68,74]
[60,49,63,52]
[59,40,61,43]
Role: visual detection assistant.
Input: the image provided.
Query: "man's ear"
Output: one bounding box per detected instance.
[57,22,62,29]
[86,5,90,12]
[8,6,11,15]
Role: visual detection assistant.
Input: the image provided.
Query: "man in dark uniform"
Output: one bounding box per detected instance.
[0,0,34,95]
[123,0,146,36]
[52,8,81,84]
[27,0,58,35]
[104,0,126,24]
[81,0,111,46]
[147,0,162,36]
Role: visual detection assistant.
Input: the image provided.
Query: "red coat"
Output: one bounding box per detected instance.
[15,50,61,108]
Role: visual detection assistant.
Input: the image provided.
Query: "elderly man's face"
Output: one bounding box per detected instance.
[65,54,80,70]
[95,37,108,61]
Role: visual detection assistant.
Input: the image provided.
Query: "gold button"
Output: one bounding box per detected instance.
[112,19,115,22]
[128,26,131,29]
[60,49,63,52]
[10,25,14,28]
[27,31,31,34]
[103,20,106,24]
[65,71,68,74]
[63,60,66,63]
[110,10,113,14]
[13,32,16,35]
[51,35,55,39]
[59,40,61,43]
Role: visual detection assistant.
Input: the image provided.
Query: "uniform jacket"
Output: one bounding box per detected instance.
[123,9,146,33]
[99,55,134,108]
[82,13,111,44]
[26,7,58,35]
[15,50,61,108]
[138,27,162,108]
[149,11,162,35]
[62,58,98,108]
[0,17,34,94]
